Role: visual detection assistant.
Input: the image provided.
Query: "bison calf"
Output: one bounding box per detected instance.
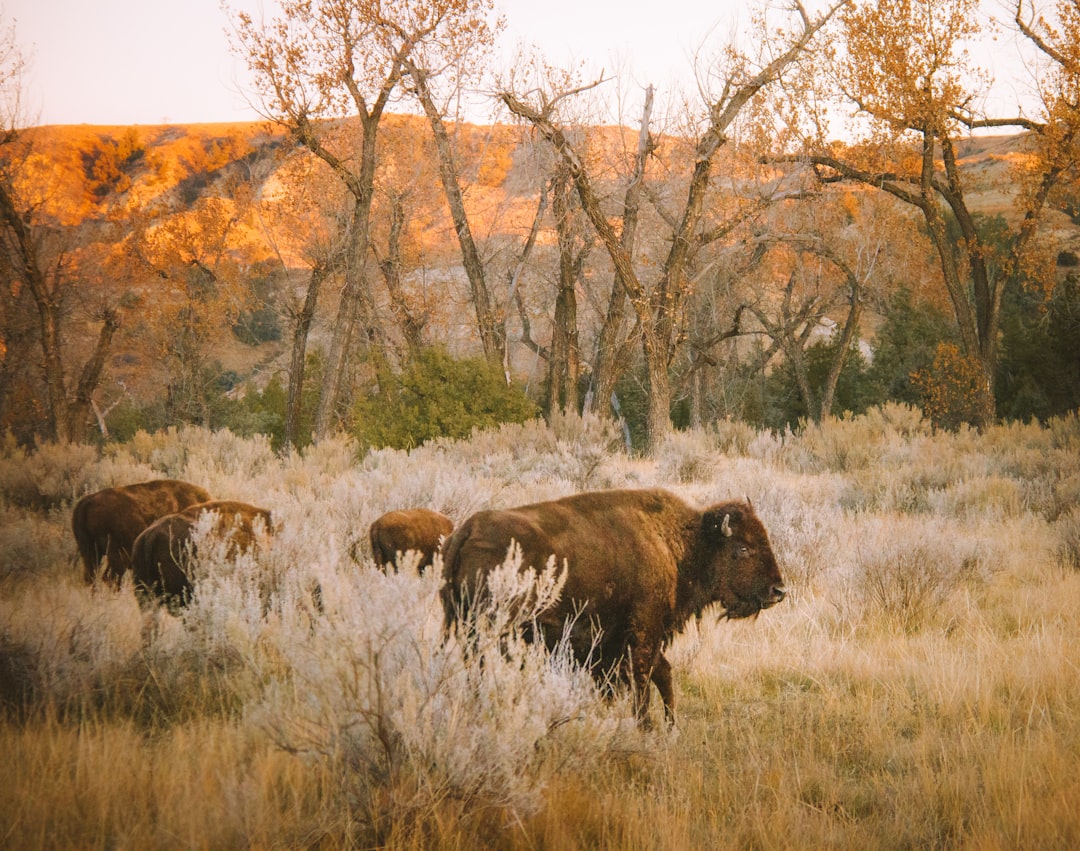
[131,500,273,609]
[71,479,212,586]
[441,488,785,725]
[369,508,454,571]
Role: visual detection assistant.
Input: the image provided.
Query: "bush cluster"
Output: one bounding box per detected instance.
[351,348,540,451]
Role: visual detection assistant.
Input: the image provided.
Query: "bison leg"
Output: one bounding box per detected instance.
[650,654,675,725]
[103,538,131,588]
[627,645,663,727]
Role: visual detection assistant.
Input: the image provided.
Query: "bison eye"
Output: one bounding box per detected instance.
[738,546,750,558]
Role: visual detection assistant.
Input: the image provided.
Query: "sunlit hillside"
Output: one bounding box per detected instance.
[19,119,1069,405]
[27,120,1043,238]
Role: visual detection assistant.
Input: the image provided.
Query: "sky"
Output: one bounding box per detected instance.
[7,0,750,127]
[7,0,1041,130]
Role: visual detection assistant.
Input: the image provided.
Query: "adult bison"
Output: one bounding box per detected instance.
[131,500,273,609]
[369,508,454,571]
[71,479,212,586]
[441,488,785,725]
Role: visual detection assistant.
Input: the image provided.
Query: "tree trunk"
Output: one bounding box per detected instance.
[589,86,653,419]
[406,61,504,366]
[819,269,863,420]
[376,193,425,358]
[35,293,70,441]
[547,165,581,414]
[643,339,673,447]
[313,114,382,439]
[66,308,121,441]
[284,261,329,451]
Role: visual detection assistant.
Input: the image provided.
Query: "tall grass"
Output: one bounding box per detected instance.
[2,407,1079,848]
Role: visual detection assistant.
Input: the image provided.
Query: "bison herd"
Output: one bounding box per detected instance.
[71,479,786,724]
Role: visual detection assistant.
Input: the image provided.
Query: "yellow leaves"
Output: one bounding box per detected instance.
[840,190,862,221]
[477,146,512,188]
[839,0,983,132]
[912,342,991,431]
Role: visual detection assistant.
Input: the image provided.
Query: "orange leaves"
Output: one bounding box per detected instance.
[838,0,983,134]
[912,342,992,431]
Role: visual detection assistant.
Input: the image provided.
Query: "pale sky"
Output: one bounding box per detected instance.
[7,0,749,127]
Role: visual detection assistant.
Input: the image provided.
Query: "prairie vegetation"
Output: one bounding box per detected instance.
[2,406,1079,849]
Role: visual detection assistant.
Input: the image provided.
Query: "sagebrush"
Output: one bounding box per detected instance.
[2,407,1079,848]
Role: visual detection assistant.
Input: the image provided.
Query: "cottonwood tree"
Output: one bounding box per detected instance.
[588,81,655,430]
[496,56,602,418]
[127,195,254,426]
[369,117,456,361]
[1013,0,1080,271]
[748,252,853,424]
[500,1,844,449]
[395,0,506,366]
[739,190,922,421]
[542,158,589,414]
[0,22,124,443]
[249,143,348,450]
[774,0,1080,428]
[229,0,492,439]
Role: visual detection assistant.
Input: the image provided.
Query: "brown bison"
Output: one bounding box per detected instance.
[441,488,785,725]
[369,508,454,571]
[71,479,212,586]
[131,500,273,609]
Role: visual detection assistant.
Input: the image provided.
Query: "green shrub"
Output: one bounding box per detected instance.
[763,337,874,431]
[865,289,956,407]
[351,348,540,451]
[996,272,1080,422]
[216,376,287,449]
[231,307,282,345]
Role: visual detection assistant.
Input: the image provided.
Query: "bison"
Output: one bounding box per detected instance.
[71,479,212,586]
[441,488,785,725]
[369,508,454,571]
[131,500,273,609]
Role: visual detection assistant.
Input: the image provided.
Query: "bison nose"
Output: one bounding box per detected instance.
[770,584,787,604]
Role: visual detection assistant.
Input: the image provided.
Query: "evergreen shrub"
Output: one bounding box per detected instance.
[351,348,539,451]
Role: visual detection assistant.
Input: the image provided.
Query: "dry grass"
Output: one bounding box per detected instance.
[2,408,1079,849]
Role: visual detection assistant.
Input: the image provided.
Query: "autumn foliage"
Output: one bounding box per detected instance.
[913,342,993,431]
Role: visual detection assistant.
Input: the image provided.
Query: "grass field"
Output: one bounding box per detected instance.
[2,406,1079,849]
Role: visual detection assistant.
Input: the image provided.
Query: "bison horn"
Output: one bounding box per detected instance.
[721,513,732,537]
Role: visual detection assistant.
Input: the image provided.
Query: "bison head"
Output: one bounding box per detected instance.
[701,502,786,619]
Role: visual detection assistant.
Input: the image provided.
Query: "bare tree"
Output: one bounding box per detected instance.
[229,0,483,438]
[771,0,1080,427]
[586,83,656,423]
[395,0,504,365]
[500,1,844,449]
[0,20,122,443]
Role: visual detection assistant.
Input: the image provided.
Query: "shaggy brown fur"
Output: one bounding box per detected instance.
[131,500,273,609]
[71,480,212,586]
[441,488,785,725]
[369,508,454,571]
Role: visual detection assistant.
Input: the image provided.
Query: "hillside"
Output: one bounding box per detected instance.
[6,118,1079,439]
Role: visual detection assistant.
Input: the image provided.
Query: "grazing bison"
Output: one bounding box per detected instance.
[441,488,785,725]
[131,500,273,609]
[369,508,454,571]
[71,479,212,586]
